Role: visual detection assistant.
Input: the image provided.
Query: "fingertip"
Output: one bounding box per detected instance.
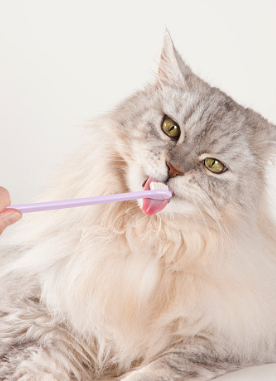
[5,212,22,227]
[0,187,11,211]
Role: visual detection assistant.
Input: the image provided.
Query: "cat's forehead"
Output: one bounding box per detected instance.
[160,84,248,155]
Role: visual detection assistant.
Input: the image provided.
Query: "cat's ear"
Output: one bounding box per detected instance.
[157,30,192,88]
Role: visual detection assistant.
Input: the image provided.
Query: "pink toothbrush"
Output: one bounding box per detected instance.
[7,189,172,214]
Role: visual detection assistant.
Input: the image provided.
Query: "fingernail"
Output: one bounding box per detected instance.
[5,212,22,226]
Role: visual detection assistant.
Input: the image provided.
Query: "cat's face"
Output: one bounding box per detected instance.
[112,32,275,223]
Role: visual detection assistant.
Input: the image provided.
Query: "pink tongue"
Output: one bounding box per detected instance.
[142,177,169,216]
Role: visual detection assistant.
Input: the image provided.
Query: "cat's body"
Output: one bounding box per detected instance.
[1,33,276,380]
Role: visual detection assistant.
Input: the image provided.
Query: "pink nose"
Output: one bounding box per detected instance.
[166,162,184,178]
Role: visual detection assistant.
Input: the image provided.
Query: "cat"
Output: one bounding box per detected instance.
[1,30,276,381]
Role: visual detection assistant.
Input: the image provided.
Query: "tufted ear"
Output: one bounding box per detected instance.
[158,30,192,87]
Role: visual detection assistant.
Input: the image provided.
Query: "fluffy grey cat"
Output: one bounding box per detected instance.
[1,31,276,381]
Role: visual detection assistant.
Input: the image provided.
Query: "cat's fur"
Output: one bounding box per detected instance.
[1,32,276,381]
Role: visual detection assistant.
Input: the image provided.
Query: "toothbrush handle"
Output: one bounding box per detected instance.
[7,190,172,214]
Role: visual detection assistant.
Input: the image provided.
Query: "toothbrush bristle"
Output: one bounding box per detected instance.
[150,182,169,191]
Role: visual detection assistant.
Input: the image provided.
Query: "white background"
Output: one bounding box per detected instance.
[1,0,276,204]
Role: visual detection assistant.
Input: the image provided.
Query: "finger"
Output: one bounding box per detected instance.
[0,209,22,235]
[0,187,11,212]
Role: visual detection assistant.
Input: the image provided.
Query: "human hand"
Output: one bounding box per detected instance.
[0,187,22,235]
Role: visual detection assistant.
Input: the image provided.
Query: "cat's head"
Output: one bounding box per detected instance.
[111,32,276,225]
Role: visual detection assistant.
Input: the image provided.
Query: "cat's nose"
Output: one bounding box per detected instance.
[166,162,184,178]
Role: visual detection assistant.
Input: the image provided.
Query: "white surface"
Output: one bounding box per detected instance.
[215,364,276,380]
[1,0,276,204]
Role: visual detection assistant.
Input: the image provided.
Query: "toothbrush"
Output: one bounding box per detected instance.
[7,185,172,214]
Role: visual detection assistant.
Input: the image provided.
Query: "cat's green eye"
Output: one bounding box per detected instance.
[204,158,226,174]
[162,117,180,139]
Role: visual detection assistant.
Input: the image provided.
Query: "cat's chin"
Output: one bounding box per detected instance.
[155,197,197,217]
